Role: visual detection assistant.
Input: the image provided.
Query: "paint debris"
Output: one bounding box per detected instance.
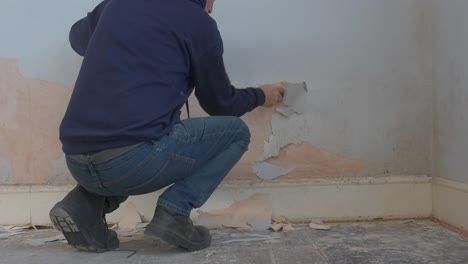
[252,162,295,180]
[272,216,287,223]
[308,219,331,230]
[277,81,308,116]
[0,231,25,239]
[195,193,272,229]
[270,223,295,232]
[282,224,295,232]
[270,216,295,232]
[25,234,65,246]
[118,202,142,230]
[0,224,40,239]
[271,223,284,232]
[247,218,272,231]
[220,234,274,244]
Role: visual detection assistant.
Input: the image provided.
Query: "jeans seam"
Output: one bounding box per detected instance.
[102,146,160,187]
[124,154,172,194]
[157,198,191,216]
[175,128,248,143]
[94,143,150,170]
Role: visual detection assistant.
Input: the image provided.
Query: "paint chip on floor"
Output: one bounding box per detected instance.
[270,223,295,232]
[309,219,331,230]
[272,216,287,223]
[195,193,272,229]
[25,234,65,246]
[247,218,272,231]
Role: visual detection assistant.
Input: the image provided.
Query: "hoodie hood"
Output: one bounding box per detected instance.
[190,0,207,8]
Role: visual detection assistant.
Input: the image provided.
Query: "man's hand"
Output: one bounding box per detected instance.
[260,83,285,107]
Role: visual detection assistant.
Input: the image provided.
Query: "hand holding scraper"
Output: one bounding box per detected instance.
[276,81,309,117]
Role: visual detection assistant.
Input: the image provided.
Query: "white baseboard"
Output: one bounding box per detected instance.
[433,177,468,232]
[0,175,432,225]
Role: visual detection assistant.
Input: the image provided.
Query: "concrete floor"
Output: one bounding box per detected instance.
[0,220,467,264]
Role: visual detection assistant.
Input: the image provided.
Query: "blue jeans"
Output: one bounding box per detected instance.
[65,117,250,216]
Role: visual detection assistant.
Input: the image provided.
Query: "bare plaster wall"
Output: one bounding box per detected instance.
[0,0,432,184]
[432,0,468,184]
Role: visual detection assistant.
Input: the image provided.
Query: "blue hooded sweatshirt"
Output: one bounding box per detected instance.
[60,0,265,154]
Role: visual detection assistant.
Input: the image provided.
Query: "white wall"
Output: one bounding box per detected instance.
[432,0,468,184]
[214,0,433,175]
[0,0,433,184]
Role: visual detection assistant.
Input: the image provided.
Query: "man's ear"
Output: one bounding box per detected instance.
[205,0,215,14]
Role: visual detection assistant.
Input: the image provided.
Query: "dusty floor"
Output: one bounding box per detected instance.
[0,220,467,264]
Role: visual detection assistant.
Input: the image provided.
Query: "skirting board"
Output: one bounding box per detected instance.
[0,175,432,225]
[433,177,468,232]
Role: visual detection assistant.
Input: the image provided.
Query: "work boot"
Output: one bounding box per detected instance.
[49,185,119,252]
[144,206,211,251]
[103,196,128,214]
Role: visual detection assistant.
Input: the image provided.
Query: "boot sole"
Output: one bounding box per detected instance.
[144,225,211,252]
[50,206,116,253]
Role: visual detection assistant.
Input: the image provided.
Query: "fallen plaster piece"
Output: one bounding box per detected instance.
[270,223,295,232]
[118,202,142,230]
[309,219,331,230]
[278,81,308,116]
[25,234,65,246]
[272,216,287,223]
[10,224,34,230]
[0,232,25,239]
[0,225,29,239]
[270,215,294,232]
[195,193,272,229]
[252,162,295,180]
[282,224,295,232]
[271,223,284,232]
[247,218,272,231]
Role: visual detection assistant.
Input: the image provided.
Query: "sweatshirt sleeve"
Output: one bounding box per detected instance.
[192,42,265,117]
[69,0,109,56]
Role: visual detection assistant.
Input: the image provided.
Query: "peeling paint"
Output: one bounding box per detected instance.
[253,162,295,180]
[258,114,310,161]
[278,81,308,116]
